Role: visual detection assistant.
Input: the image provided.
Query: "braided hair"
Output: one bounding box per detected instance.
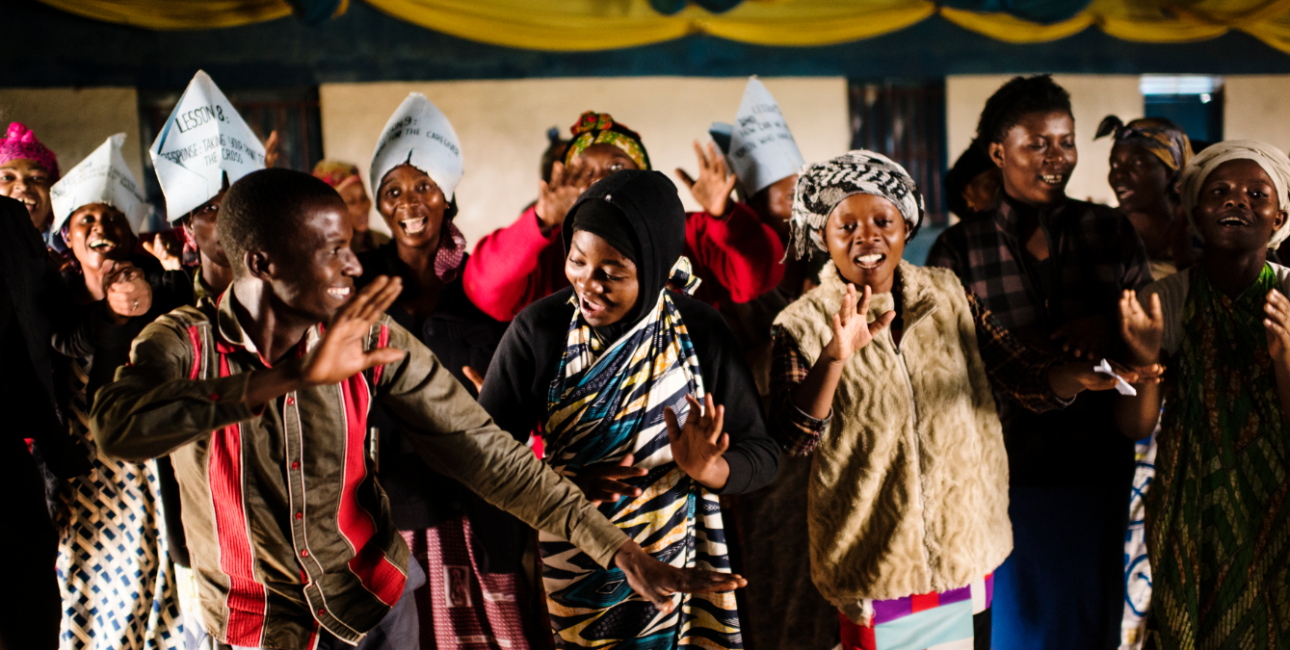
[975,75,1073,145]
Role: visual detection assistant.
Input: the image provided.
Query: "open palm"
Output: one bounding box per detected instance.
[300,276,406,386]
[822,284,896,363]
[1118,289,1164,365]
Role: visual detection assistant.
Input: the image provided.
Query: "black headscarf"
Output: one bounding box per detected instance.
[563,169,686,340]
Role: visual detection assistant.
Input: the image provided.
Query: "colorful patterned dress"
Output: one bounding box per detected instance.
[55,354,184,650]
[539,290,740,649]
[1146,265,1290,649]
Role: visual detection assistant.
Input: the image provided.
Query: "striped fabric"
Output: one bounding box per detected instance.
[56,354,185,650]
[840,575,993,650]
[539,286,740,649]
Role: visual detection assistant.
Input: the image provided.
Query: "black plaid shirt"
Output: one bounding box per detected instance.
[926,196,1149,486]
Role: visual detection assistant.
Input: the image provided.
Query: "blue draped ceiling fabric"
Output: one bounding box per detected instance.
[31,0,1290,53]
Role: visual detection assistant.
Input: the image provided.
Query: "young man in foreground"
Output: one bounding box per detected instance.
[90,169,743,650]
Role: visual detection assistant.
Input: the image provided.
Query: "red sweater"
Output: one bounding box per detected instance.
[463,202,785,322]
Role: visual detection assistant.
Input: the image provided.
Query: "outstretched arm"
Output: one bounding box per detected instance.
[92,277,406,460]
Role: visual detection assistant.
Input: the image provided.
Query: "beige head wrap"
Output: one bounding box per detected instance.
[1180,139,1290,249]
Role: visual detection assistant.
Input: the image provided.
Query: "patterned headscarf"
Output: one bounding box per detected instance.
[1178,139,1290,249]
[1096,116,1193,178]
[312,159,362,190]
[564,112,650,171]
[0,122,59,181]
[789,150,925,260]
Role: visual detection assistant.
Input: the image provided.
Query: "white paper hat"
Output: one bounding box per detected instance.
[149,70,267,222]
[728,77,805,196]
[50,133,149,236]
[369,93,463,200]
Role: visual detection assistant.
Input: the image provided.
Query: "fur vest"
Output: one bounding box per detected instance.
[773,260,1013,604]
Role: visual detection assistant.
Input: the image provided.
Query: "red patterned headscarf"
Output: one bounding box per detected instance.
[564,112,650,171]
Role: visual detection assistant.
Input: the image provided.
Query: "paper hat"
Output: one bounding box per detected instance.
[708,122,734,156]
[149,71,267,221]
[370,93,463,200]
[50,133,149,236]
[727,78,805,196]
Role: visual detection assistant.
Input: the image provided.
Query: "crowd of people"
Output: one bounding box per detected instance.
[1,70,1285,650]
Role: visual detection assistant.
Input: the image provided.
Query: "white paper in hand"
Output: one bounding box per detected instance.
[50,133,149,236]
[369,93,463,201]
[149,70,267,222]
[728,77,805,196]
[1094,358,1138,396]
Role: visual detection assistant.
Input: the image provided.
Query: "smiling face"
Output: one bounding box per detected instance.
[268,200,362,322]
[565,230,640,327]
[185,191,229,266]
[0,158,54,231]
[572,144,640,187]
[825,193,906,294]
[1193,158,1287,254]
[66,203,134,272]
[337,177,372,233]
[991,110,1077,207]
[377,164,445,251]
[1109,143,1171,213]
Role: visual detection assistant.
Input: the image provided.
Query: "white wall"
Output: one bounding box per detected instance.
[1224,76,1290,153]
[0,87,145,188]
[319,77,851,245]
[946,75,1143,210]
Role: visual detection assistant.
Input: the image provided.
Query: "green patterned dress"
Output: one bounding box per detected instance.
[1147,264,1290,649]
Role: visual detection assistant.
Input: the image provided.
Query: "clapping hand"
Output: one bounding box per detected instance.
[536,161,589,231]
[570,453,646,505]
[822,283,896,364]
[101,259,152,323]
[142,233,182,271]
[675,141,738,218]
[665,394,730,490]
[1119,289,1165,366]
[1265,289,1290,366]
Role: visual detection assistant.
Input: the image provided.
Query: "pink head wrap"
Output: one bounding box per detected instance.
[0,123,59,181]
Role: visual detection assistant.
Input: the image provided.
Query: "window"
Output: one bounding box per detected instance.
[1140,75,1223,145]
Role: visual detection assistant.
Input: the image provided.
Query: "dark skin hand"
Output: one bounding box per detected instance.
[675,140,738,218]
[537,144,639,233]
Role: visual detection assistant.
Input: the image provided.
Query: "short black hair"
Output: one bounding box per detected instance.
[218,168,343,276]
[976,75,1073,145]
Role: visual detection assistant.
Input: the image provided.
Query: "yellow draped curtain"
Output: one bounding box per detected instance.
[33,0,1290,53]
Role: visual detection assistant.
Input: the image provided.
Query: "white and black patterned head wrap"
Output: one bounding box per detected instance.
[789,150,924,260]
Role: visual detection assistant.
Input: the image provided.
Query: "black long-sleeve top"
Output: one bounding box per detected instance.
[479,286,779,496]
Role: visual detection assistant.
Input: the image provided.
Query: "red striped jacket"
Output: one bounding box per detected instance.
[90,293,629,650]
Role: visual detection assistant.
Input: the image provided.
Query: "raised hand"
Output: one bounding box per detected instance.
[1265,289,1290,366]
[665,394,730,490]
[536,160,588,232]
[613,539,747,614]
[299,276,406,387]
[570,453,647,505]
[675,141,738,218]
[1051,314,1114,360]
[142,233,182,271]
[264,130,281,169]
[821,283,896,364]
[1119,289,1165,365]
[101,259,152,323]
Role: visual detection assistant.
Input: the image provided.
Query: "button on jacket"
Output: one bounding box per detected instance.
[90,292,629,650]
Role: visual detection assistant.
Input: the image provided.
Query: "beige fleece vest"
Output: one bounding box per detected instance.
[774,260,1013,604]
